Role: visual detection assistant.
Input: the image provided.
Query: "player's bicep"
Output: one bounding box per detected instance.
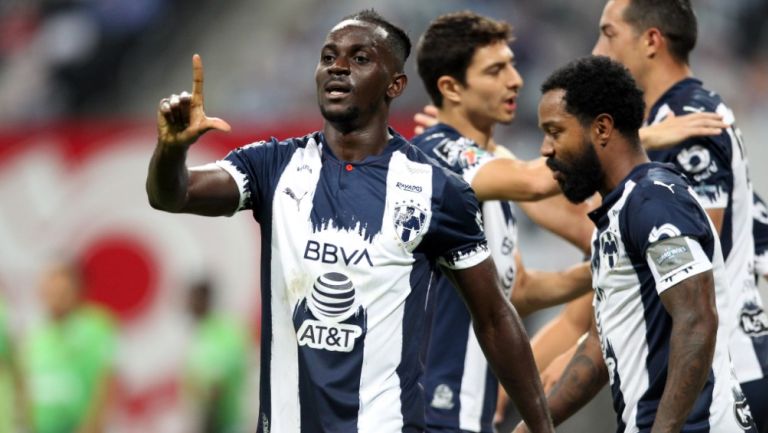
[442,258,508,326]
[471,157,559,202]
[183,164,241,216]
[658,270,718,328]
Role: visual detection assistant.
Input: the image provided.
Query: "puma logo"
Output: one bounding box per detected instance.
[653,180,675,194]
[682,105,705,113]
[284,187,308,210]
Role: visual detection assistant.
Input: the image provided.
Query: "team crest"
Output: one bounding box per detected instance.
[599,231,620,270]
[394,201,428,243]
[677,145,711,174]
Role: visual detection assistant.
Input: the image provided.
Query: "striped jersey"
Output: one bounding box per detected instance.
[646,78,768,383]
[753,193,768,280]
[589,162,756,432]
[412,124,517,433]
[216,130,490,433]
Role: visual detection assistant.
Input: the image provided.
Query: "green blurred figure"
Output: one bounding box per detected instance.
[0,296,15,433]
[23,261,116,433]
[184,279,250,433]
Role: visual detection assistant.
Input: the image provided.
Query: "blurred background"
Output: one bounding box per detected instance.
[0,0,766,432]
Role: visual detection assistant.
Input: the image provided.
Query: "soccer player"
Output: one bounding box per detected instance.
[145,10,554,433]
[514,55,757,433]
[183,279,249,433]
[591,0,768,426]
[410,12,594,433]
[22,261,117,433]
[754,193,768,283]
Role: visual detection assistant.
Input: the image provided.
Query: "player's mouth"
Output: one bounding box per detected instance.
[502,96,517,112]
[325,81,352,99]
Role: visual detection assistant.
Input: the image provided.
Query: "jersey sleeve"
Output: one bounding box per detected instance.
[423,171,490,270]
[624,183,716,294]
[753,193,768,277]
[215,136,293,217]
[430,137,496,185]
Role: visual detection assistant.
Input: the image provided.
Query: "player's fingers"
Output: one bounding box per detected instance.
[414,125,424,135]
[424,104,438,116]
[414,112,438,128]
[200,116,232,133]
[191,54,205,108]
[179,91,192,126]
[159,97,176,126]
[169,93,184,126]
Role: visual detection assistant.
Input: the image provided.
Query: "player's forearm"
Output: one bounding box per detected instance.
[519,262,592,311]
[651,314,716,433]
[146,142,192,212]
[530,294,593,371]
[477,304,554,433]
[546,333,607,425]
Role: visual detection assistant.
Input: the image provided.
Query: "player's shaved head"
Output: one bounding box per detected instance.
[339,9,411,72]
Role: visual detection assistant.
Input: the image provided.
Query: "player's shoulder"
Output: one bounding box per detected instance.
[412,123,491,173]
[663,78,723,116]
[628,163,693,204]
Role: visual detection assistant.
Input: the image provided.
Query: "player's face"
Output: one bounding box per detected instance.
[457,41,523,126]
[40,266,80,319]
[592,0,646,84]
[315,21,399,127]
[538,89,604,203]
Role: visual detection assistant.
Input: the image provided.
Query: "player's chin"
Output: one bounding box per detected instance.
[320,104,360,124]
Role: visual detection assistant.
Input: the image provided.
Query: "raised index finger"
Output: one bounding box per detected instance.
[191,54,205,107]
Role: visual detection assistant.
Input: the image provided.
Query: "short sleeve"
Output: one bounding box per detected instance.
[430,137,495,185]
[753,194,768,276]
[422,172,490,270]
[624,182,715,293]
[669,138,732,209]
[215,136,291,216]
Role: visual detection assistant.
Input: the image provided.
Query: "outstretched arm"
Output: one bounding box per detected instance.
[444,258,554,433]
[511,261,592,318]
[639,112,726,151]
[146,54,239,216]
[513,318,607,433]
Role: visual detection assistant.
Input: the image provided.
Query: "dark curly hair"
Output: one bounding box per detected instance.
[342,9,411,73]
[416,11,513,107]
[541,56,645,145]
[624,0,697,65]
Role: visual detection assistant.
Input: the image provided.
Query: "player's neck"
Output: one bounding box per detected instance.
[641,60,693,119]
[323,117,392,162]
[437,107,495,151]
[599,141,650,197]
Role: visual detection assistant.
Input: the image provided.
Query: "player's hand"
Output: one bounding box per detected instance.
[493,387,511,427]
[413,104,439,135]
[540,350,571,393]
[157,54,231,148]
[639,111,726,151]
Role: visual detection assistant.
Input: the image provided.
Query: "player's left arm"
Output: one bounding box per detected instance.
[639,112,727,151]
[511,260,593,318]
[653,269,718,433]
[443,259,554,433]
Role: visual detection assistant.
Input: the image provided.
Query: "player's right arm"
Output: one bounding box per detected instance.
[146,54,238,216]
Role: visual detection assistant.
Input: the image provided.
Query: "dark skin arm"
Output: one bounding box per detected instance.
[652,270,718,433]
[146,54,240,216]
[443,258,554,433]
[512,318,607,432]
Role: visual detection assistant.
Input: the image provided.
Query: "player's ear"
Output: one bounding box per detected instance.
[593,114,614,147]
[644,27,663,59]
[387,73,408,99]
[437,75,462,104]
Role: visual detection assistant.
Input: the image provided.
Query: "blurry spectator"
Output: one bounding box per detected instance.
[22,260,116,433]
[183,278,249,433]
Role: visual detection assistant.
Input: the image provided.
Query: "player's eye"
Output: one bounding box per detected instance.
[322,54,335,64]
[353,55,369,64]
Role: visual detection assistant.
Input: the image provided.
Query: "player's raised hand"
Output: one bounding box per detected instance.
[639,111,727,151]
[157,54,231,148]
[413,104,439,136]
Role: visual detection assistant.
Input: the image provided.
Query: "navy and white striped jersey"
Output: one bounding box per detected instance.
[412,124,517,433]
[646,78,768,383]
[589,162,756,432]
[215,130,490,433]
[754,193,768,280]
